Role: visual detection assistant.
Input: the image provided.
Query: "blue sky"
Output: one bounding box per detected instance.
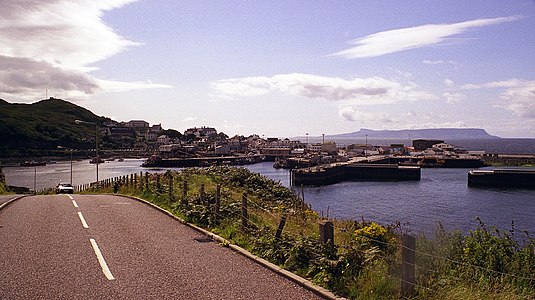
[1,1,535,137]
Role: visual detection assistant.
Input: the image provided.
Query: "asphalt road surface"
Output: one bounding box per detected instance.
[0,194,325,299]
[0,194,21,206]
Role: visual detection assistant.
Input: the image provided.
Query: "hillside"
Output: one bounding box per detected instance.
[0,98,110,155]
[325,128,500,140]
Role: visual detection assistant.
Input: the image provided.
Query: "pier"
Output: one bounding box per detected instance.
[468,169,535,189]
[291,161,421,186]
[141,154,264,168]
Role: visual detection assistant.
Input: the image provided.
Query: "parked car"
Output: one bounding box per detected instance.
[56,183,74,194]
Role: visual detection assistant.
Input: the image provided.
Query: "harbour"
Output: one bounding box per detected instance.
[3,159,534,236]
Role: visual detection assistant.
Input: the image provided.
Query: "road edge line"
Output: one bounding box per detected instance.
[116,194,346,300]
[0,195,28,211]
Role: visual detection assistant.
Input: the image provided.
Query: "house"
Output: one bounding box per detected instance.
[157,135,171,145]
[184,126,217,138]
[123,120,149,129]
[145,130,159,141]
[105,127,136,138]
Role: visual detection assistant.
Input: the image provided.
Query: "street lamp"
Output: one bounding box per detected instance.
[365,134,368,157]
[75,119,99,182]
[58,146,73,184]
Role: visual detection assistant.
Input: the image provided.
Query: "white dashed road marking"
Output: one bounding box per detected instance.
[90,239,115,280]
[72,200,79,208]
[77,212,89,228]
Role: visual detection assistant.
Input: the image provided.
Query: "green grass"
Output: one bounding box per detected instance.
[85,166,535,300]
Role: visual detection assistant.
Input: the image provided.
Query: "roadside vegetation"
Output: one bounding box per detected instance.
[86,166,534,299]
[0,166,7,194]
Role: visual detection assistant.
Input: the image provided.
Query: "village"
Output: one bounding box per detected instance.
[98,119,489,169]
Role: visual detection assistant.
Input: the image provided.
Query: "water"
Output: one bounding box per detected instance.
[306,137,535,154]
[3,160,534,236]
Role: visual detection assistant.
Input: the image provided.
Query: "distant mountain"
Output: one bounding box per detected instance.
[0,98,111,155]
[325,128,501,140]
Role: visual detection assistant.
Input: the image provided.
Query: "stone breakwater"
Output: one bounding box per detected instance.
[291,163,421,186]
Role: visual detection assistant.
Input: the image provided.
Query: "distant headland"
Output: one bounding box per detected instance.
[321,128,501,140]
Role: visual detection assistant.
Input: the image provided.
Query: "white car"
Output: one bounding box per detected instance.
[56,183,74,194]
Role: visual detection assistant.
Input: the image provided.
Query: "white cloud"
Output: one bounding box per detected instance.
[182,117,199,123]
[211,73,436,105]
[442,92,464,104]
[423,60,460,67]
[0,0,169,101]
[339,106,393,123]
[462,79,535,118]
[443,79,455,88]
[497,81,535,118]
[332,16,521,59]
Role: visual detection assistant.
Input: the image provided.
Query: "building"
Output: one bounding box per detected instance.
[123,120,149,129]
[157,135,171,145]
[413,139,444,151]
[105,127,136,138]
[184,126,217,138]
[144,130,159,142]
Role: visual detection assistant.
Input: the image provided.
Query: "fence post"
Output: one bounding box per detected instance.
[319,221,334,244]
[197,184,204,205]
[401,234,416,298]
[182,180,188,206]
[145,172,149,189]
[168,173,174,203]
[156,174,161,193]
[241,192,248,229]
[214,185,221,225]
[134,173,137,188]
[275,213,287,239]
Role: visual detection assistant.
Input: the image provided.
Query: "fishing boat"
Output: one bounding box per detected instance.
[89,157,105,164]
[20,160,47,167]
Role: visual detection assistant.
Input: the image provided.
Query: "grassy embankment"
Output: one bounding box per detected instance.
[85,166,534,299]
[0,167,8,194]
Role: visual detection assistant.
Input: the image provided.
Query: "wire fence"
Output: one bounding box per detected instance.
[77,171,535,299]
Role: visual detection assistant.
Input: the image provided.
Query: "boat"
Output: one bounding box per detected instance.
[20,160,46,167]
[89,157,105,164]
[117,158,125,162]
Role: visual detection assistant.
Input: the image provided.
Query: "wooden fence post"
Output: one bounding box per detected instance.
[241,192,248,229]
[168,173,174,203]
[275,213,287,239]
[156,174,161,193]
[319,221,334,244]
[134,173,137,188]
[401,234,416,298]
[145,172,149,189]
[214,185,221,225]
[198,184,204,205]
[182,180,188,206]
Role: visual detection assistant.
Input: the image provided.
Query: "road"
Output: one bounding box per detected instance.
[0,194,325,299]
[0,194,21,206]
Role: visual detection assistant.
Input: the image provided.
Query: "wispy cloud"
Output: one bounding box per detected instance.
[182,117,199,123]
[339,106,393,123]
[211,73,435,105]
[332,16,522,59]
[0,0,169,101]
[462,79,535,118]
[442,92,465,104]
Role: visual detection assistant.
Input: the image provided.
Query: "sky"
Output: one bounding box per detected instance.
[1,1,535,138]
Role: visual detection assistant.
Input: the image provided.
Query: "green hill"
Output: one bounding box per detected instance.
[0,98,110,156]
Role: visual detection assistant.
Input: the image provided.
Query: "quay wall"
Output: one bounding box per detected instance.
[468,170,535,189]
[292,163,420,186]
[482,154,535,166]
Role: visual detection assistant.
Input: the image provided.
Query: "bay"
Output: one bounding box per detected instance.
[3,159,534,236]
